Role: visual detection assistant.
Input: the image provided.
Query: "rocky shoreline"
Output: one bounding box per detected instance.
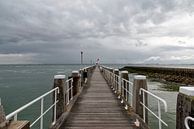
[121,66,194,91]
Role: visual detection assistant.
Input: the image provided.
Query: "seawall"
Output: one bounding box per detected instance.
[121,66,194,85]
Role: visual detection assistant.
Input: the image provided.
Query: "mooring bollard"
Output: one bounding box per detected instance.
[133,75,148,123]
[72,71,80,96]
[53,75,65,119]
[176,87,194,129]
[120,71,129,102]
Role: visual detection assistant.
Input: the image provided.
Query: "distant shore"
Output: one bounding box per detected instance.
[121,66,194,91]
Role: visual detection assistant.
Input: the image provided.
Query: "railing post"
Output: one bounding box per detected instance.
[176,87,194,129]
[109,68,113,86]
[120,71,129,102]
[68,76,73,102]
[133,75,148,123]
[53,75,65,119]
[72,71,81,96]
[118,71,122,98]
[114,69,119,93]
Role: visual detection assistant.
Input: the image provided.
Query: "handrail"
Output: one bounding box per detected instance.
[6,87,59,129]
[121,78,133,107]
[185,116,194,129]
[100,65,168,129]
[82,65,96,71]
[65,78,74,105]
[139,88,168,129]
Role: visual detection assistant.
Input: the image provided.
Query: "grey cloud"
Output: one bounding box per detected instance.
[0,0,194,64]
[135,40,147,47]
[159,45,194,51]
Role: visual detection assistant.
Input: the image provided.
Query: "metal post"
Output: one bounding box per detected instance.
[114,69,119,93]
[81,51,83,65]
[40,98,44,129]
[67,82,69,104]
[158,100,161,129]
[120,71,129,103]
[14,114,17,121]
[143,92,145,122]
[71,79,73,100]
[53,90,57,124]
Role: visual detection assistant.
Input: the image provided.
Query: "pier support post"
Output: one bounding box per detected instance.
[120,71,129,102]
[133,75,148,124]
[176,87,194,129]
[1,100,30,129]
[72,71,80,96]
[53,75,66,119]
[0,100,7,129]
[83,69,88,84]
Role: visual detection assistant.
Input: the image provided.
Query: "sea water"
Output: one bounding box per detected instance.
[0,64,179,129]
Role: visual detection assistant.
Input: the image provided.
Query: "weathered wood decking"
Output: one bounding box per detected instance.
[62,67,137,129]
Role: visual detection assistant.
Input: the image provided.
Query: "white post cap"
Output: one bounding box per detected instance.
[72,70,80,77]
[120,71,128,74]
[180,87,194,96]
[114,69,119,71]
[72,71,79,74]
[54,75,66,79]
[134,75,146,80]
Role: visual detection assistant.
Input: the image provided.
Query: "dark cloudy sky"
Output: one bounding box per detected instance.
[0,0,194,64]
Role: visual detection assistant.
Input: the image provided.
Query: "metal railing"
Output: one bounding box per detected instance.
[113,74,120,93]
[6,87,59,129]
[139,88,168,129]
[121,78,133,107]
[185,116,194,129]
[100,65,168,129]
[65,78,73,106]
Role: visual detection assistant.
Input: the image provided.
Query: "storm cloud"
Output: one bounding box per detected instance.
[0,0,194,64]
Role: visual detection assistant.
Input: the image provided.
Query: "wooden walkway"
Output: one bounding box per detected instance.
[62,67,136,129]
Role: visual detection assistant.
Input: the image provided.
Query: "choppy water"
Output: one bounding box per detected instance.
[0,64,177,129]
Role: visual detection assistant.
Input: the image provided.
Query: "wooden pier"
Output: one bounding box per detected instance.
[61,67,137,129]
[2,65,183,129]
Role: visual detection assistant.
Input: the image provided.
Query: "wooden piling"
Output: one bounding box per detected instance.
[1,101,30,129]
[133,75,148,123]
[0,102,6,129]
[176,87,194,129]
[79,69,84,87]
[53,75,66,119]
[83,69,87,84]
[72,71,80,96]
[120,71,129,101]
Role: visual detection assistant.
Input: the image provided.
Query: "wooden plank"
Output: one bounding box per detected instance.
[61,67,139,129]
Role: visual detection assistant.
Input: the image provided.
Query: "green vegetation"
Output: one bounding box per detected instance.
[122,67,181,92]
[160,83,180,91]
